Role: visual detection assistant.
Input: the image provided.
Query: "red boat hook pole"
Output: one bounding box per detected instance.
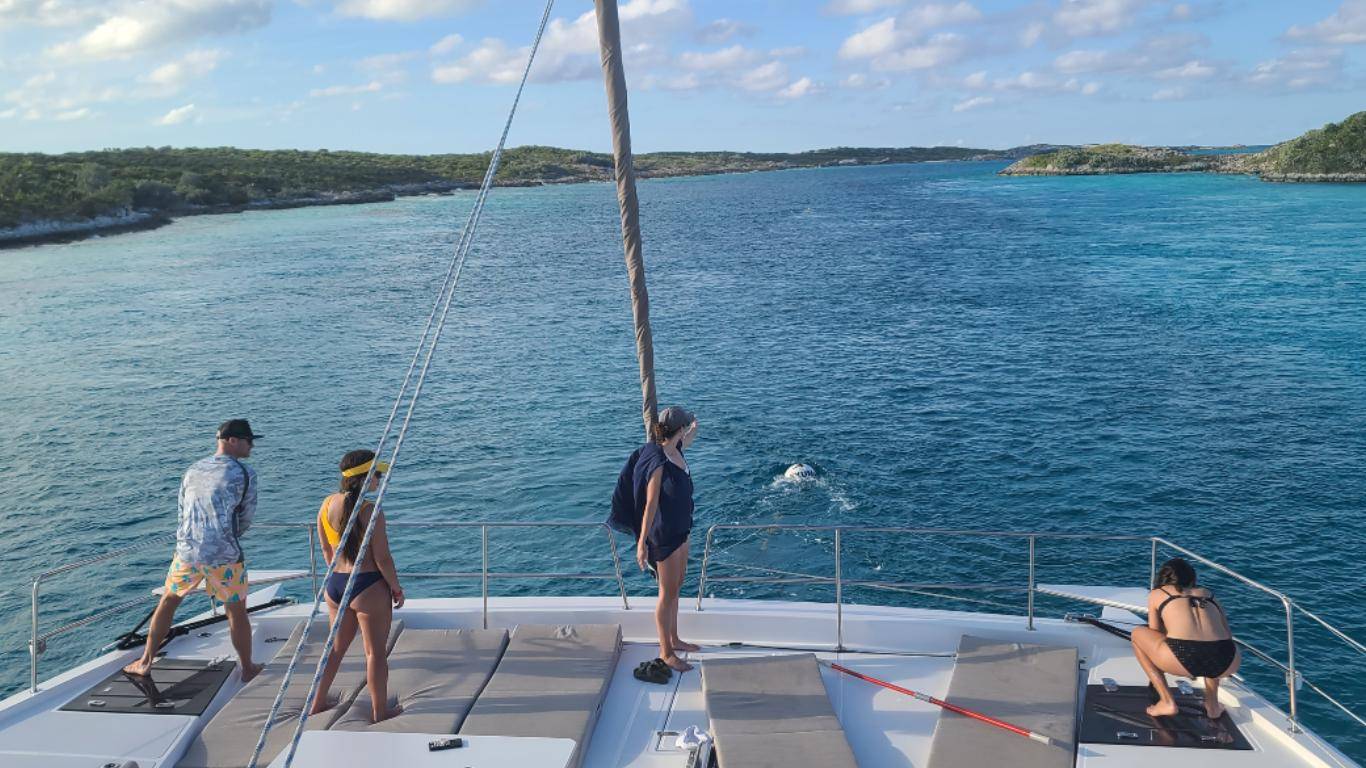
[819,659,1059,747]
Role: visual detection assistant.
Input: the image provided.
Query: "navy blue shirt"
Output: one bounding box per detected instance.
[631,443,694,563]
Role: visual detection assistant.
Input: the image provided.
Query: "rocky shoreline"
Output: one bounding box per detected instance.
[0,180,477,250]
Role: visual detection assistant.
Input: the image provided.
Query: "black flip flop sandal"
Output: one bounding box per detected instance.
[633,658,671,684]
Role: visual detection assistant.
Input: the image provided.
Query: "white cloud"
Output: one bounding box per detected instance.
[679,44,758,70]
[1019,21,1046,47]
[1155,59,1215,79]
[873,32,965,71]
[838,7,977,71]
[0,0,104,28]
[310,81,384,97]
[952,94,993,111]
[334,0,480,22]
[430,0,687,85]
[1053,49,1111,74]
[695,17,752,45]
[901,2,981,32]
[1054,0,1149,37]
[0,107,16,119]
[144,49,224,92]
[737,60,790,91]
[776,76,818,98]
[430,33,463,55]
[841,72,890,89]
[839,17,899,59]
[769,46,807,58]
[1286,0,1366,45]
[1081,80,1101,94]
[48,0,270,60]
[825,0,902,14]
[158,103,196,125]
[1246,49,1343,90]
[54,106,92,120]
[1151,86,1186,100]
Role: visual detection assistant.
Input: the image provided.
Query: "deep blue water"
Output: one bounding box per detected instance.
[1,161,1362,758]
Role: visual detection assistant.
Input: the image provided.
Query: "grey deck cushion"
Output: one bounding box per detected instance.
[177,619,404,768]
[459,624,622,768]
[701,654,858,768]
[926,635,1078,768]
[330,628,509,733]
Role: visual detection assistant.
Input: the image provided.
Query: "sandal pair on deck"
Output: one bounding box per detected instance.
[633,657,674,685]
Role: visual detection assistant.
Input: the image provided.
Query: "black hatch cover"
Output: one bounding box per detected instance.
[61,657,237,716]
[1080,684,1252,750]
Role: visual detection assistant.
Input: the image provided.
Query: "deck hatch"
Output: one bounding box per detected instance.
[1079,685,1252,750]
[60,657,236,716]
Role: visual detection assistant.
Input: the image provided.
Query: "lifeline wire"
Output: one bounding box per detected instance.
[244,2,557,766]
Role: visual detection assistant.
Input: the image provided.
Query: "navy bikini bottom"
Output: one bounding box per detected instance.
[325,570,386,604]
[1166,637,1237,678]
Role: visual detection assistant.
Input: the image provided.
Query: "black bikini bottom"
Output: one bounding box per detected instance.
[1166,637,1237,678]
[325,570,386,604]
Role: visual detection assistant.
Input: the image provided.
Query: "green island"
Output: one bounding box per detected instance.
[0,144,1024,246]
[1001,110,1366,181]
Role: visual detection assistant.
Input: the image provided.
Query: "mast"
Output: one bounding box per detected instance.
[595,0,658,441]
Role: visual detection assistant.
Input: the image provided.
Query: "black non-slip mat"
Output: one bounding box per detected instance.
[61,657,236,716]
[1079,685,1252,750]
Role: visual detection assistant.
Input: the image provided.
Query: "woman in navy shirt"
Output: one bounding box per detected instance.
[634,406,700,672]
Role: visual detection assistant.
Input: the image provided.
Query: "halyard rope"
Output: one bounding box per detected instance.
[245,1,557,765]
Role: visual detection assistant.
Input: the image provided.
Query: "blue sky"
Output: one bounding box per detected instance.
[2,0,1364,154]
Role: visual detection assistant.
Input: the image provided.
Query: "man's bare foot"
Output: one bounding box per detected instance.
[671,639,701,652]
[374,704,403,724]
[240,662,264,683]
[122,659,153,677]
[1204,700,1225,719]
[663,655,693,672]
[1146,700,1179,718]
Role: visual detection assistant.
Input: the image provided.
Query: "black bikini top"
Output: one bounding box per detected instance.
[1155,587,1224,630]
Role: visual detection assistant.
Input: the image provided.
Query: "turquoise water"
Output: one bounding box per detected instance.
[1,161,1363,757]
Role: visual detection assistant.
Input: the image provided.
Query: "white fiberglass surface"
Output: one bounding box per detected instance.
[582,644,956,768]
[1,596,1357,768]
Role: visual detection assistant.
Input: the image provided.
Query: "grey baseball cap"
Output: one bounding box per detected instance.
[659,406,695,432]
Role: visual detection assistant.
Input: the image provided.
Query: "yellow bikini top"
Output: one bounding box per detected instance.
[318,495,378,549]
[318,496,342,548]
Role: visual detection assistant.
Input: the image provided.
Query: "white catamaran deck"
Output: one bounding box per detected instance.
[1,594,1357,768]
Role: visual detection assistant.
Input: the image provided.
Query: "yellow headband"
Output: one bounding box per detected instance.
[341,458,389,478]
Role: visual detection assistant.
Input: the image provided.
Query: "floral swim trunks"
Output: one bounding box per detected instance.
[164,554,249,603]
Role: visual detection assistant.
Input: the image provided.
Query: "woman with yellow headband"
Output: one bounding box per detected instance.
[309,449,405,723]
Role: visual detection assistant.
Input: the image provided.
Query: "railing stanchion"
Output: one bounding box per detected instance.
[696,526,715,612]
[1026,535,1036,631]
[1284,596,1300,733]
[308,525,319,599]
[1149,538,1158,587]
[481,525,489,630]
[604,525,629,610]
[835,528,844,652]
[30,578,41,693]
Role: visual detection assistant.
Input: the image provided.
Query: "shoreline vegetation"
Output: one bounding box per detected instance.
[4,109,1362,249]
[1001,110,1366,182]
[1,144,1047,249]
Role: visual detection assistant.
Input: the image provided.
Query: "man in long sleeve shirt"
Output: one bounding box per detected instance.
[123,419,264,682]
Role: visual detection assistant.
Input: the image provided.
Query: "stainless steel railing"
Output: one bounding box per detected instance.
[693,524,1365,737]
[24,519,1362,741]
[27,520,627,693]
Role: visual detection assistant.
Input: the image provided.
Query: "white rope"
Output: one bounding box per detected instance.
[244,2,557,766]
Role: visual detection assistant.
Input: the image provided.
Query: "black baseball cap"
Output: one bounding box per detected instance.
[216,419,262,441]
